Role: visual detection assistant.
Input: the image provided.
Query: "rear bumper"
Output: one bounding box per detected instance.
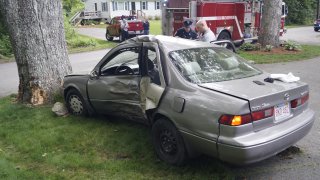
[128,30,144,35]
[218,109,315,165]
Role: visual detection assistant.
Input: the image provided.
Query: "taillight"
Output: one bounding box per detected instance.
[251,107,274,121]
[219,108,274,126]
[291,93,309,108]
[219,114,252,126]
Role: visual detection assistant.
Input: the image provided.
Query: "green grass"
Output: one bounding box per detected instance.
[285,24,312,29]
[238,45,320,64]
[149,20,162,35]
[67,34,116,54]
[0,96,235,179]
[91,20,162,35]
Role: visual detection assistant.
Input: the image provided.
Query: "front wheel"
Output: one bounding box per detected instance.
[151,118,188,166]
[106,31,113,41]
[66,89,88,116]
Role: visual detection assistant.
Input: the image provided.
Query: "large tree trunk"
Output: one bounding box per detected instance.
[258,0,282,47]
[0,0,72,105]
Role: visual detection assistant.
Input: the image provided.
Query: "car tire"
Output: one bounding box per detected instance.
[66,89,88,116]
[106,31,113,41]
[217,31,231,41]
[315,28,319,32]
[151,118,187,166]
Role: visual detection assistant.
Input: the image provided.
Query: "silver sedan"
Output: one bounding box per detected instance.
[62,35,315,165]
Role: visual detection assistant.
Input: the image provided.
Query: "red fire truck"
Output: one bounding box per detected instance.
[161,0,288,44]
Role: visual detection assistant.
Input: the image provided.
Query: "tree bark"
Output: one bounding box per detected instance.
[0,0,72,105]
[258,0,282,47]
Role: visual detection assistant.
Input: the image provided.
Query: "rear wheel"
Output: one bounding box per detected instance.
[315,28,319,32]
[217,31,231,41]
[66,89,88,116]
[106,31,113,41]
[152,118,187,166]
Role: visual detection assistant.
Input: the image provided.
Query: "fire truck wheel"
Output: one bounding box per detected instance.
[217,31,231,41]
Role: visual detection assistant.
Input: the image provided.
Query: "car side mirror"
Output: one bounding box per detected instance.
[90,70,99,79]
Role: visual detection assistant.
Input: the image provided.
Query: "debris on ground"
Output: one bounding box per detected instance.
[52,102,68,116]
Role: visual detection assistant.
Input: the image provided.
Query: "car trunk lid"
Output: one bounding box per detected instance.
[199,73,309,131]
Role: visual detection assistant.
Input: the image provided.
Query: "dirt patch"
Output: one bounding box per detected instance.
[246,48,302,55]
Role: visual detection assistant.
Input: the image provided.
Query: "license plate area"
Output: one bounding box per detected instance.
[274,102,291,122]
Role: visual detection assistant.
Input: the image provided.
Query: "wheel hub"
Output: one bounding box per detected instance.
[69,95,83,115]
[160,130,177,155]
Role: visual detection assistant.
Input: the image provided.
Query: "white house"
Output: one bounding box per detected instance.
[82,0,162,20]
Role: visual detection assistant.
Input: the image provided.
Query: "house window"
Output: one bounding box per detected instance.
[141,1,148,10]
[155,1,160,10]
[112,1,118,11]
[125,2,129,10]
[102,2,108,12]
[118,2,124,10]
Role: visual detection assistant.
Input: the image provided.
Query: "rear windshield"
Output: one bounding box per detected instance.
[169,47,262,84]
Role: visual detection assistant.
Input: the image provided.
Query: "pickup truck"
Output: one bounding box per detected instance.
[106,16,144,42]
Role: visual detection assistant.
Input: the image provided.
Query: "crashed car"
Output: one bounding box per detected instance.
[62,35,315,165]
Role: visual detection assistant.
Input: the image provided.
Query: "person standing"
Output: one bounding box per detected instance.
[196,20,216,43]
[120,15,129,41]
[143,19,150,35]
[174,19,198,40]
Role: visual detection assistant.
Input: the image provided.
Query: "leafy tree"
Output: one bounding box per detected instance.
[284,0,318,24]
[62,0,84,17]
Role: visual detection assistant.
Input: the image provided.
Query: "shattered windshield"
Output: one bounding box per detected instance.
[169,47,262,84]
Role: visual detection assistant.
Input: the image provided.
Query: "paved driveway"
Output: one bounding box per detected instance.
[281,26,320,45]
[238,57,320,179]
[0,49,109,97]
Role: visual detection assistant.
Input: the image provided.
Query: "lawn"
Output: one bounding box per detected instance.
[67,34,116,54]
[238,45,320,64]
[0,96,235,179]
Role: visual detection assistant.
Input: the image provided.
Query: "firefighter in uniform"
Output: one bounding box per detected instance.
[174,19,198,40]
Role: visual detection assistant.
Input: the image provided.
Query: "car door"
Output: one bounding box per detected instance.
[108,18,115,36]
[140,42,166,111]
[87,44,146,122]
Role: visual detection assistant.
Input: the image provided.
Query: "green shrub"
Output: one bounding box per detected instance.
[283,41,302,51]
[239,43,256,51]
[154,15,161,20]
[147,15,154,20]
[264,45,274,52]
[0,34,13,56]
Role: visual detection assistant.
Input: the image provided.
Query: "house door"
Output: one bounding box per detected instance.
[94,3,98,11]
[131,2,136,11]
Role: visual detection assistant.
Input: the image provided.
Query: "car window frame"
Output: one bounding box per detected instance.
[92,43,143,77]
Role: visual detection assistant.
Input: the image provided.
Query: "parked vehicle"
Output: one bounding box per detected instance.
[314,19,320,32]
[162,0,288,44]
[62,35,315,166]
[106,16,144,42]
